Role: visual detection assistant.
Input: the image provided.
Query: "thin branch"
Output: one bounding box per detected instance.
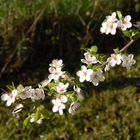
[119,39,134,53]
[102,34,140,67]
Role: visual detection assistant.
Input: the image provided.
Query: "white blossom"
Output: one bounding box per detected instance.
[107,12,117,22]
[122,54,136,68]
[12,104,24,114]
[81,52,98,65]
[48,67,63,81]
[100,12,118,35]
[69,102,80,115]
[61,73,73,81]
[17,85,32,100]
[37,118,43,124]
[49,59,63,68]
[73,86,81,94]
[52,95,67,115]
[1,89,18,106]
[30,116,43,124]
[105,54,122,71]
[30,116,36,123]
[100,21,117,35]
[117,15,132,31]
[90,70,105,86]
[107,54,122,67]
[39,79,51,87]
[77,65,93,82]
[29,88,45,102]
[54,82,69,94]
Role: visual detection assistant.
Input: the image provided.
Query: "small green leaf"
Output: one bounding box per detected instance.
[23,116,30,127]
[122,30,131,38]
[123,29,139,38]
[17,84,24,91]
[89,45,98,53]
[130,29,139,37]
[113,48,120,54]
[116,11,122,19]
[35,110,41,120]
[91,65,102,71]
[133,32,140,40]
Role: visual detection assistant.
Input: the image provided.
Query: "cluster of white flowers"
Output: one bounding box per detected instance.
[77,51,105,86]
[0,11,137,126]
[1,85,45,107]
[77,65,105,86]
[105,53,136,71]
[1,89,18,106]
[48,59,64,81]
[100,12,132,35]
[1,53,136,121]
[37,59,81,116]
[100,12,118,35]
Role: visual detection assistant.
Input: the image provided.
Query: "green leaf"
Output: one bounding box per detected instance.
[133,32,140,40]
[130,29,139,37]
[23,116,30,127]
[122,30,131,38]
[17,84,24,91]
[91,65,102,71]
[116,11,122,19]
[123,29,139,38]
[35,111,40,120]
[89,45,98,53]
[113,48,120,54]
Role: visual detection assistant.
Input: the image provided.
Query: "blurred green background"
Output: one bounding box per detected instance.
[0,0,140,139]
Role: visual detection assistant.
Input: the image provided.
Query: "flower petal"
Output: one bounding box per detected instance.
[1,94,9,101]
[59,108,63,115]
[60,96,67,103]
[52,106,58,112]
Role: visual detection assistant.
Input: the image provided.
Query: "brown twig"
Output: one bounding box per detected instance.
[119,39,134,53]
